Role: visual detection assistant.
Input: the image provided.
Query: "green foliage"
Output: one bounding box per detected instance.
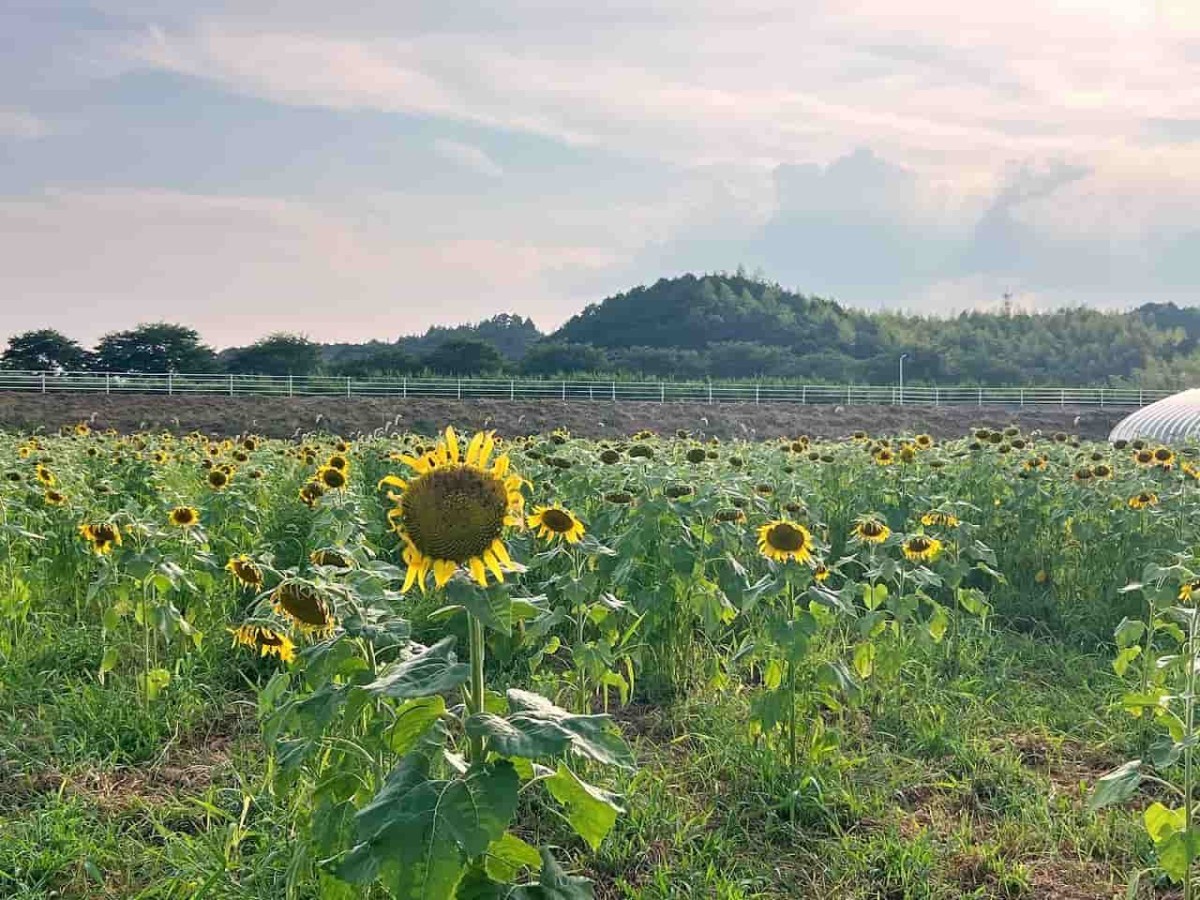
[222,332,322,376]
[424,338,507,376]
[92,322,217,373]
[0,329,92,371]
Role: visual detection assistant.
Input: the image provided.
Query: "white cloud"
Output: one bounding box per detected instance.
[0,108,49,139]
[432,138,503,178]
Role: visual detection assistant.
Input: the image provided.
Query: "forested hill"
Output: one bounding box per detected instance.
[545,274,1200,387]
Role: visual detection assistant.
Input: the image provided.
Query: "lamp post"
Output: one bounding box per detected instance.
[899,353,909,406]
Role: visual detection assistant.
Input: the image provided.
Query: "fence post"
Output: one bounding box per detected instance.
[403,377,407,399]
[563,381,567,401]
[510,380,515,401]
[1100,388,1105,408]
[41,372,46,394]
[1060,388,1065,410]
[457,379,462,400]
[755,384,760,405]
[977,387,982,407]
[660,382,665,403]
[1139,388,1144,406]
[229,374,234,397]
[168,373,173,396]
[611,381,616,401]
[346,377,351,398]
[288,375,294,397]
[801,385,807,404]
[1020,388,1024,408]
[708,381,712,404]
[105,373,111,395]
[935,386,939,407]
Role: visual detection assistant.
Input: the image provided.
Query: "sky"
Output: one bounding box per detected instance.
[1,1,1198,349]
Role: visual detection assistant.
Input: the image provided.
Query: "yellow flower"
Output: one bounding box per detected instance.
[79,522,122,555]
[299,481,324,507]
[920,511,960,528]
[316,465,348,490]
[35,466,55,486]
[225,554,264,588]
[271,580,336,636]
[379,427,524,592]
[310,547,354,568]
[902,534,943,563]
[207,469,230,490]
[853,516,890,545]
[813,563,831,583]
[757,520,814,564]
[229,624,295,663]
[1128,491,1159,510]
[168,506,200,528]
[529,505,586,544]
[43,489,66,506]
[874,448,895,466]
[1179,580,1200,603]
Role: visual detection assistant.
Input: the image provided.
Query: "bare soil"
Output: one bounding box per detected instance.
[0,393,1127,441]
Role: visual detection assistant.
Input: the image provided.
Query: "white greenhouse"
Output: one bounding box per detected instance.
[1109,388,1200,444]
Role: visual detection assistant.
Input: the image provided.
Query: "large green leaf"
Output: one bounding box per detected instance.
[364,637,470,700]
[544,763,623,850]
[339,739,519,899]
[1088,760,1143,810]
[457,848,594,899]
[465,690,635,770]
[1157,828,1200,882]
[484,832,543,883]
[388,697,448,754]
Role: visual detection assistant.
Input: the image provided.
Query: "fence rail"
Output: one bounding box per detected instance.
[0,370,1171,409]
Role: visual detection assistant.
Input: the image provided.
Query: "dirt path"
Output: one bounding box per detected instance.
[0,393,1128,441]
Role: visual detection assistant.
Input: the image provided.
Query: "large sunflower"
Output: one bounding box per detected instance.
[271,580,336,636]
[1128,491,1159,510]
[529,505,586,544]
[168,506,200,528]
[757,519,814,564]
[79,522,122,555]
[380,427,524,591]
[853,516,891,545]
[225,554,264,588]
[902,534,943,563]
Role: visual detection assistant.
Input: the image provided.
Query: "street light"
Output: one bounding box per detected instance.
[899,353,909,406]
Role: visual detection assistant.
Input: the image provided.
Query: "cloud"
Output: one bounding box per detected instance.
[0,189,616,347]
[0,108,49,139]
[432,138,503,178]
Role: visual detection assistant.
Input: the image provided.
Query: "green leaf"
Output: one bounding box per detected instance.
[457,848,593,899]
[1088,760,1143,810]
[364,637,470,700]
[863,582,888,611]
[466,690,635,770]
[926,603,949,643]
[544,763,623,851]
[1114,617,1146,649]
[1144,802,1186,844]
[483,832,542,883]
[98,647,118,682]
[1113,645,1142,677]
[1157,828,1200,882]
[388,697,448,754]
[447,580,513,635]
[852,642,875,680]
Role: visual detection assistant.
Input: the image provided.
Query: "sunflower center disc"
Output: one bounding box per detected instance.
[402,466,508,563]
[768,523,806,552]
[541,508,575,533]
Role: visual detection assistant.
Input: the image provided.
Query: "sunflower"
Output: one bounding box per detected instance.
[35,466,56,486]
[44,489,66,506]
[207,469,230,490]
[599,448,621,464]
[714,507,746,524]
[921,510,960,528]
[1072,467,1093,483]
[79,522,122,555]
[1023,456,1048,472]
[898,446,917,464]
[1092,463,1113,479]
[1179,580,1200,603]
[628,444,654,459]
[685,447,707,464]
[757,519,814,564]
[226,554,264,588]
[299,481,325,507]
[665,483,695,499]
[529,505,586,544]
[1183,462,1200,482]
[853,516,890,544]
[1133,449,1155,467]
[271,580,336,636]
[310,547,355,568]
[813,563,831,583]
[229,624,296,663]
[317,465,348,490]
[326,454,350,472]
[603,491,635,505]
[379,427,524,592]
[168,506,200,528]
[874,448,895,466]
[1128,491,1159,510]
[902,534,943,563]
[1153,447,1175,468]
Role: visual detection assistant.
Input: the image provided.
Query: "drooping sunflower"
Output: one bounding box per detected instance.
[298,481,325,507]
[229,624,296,663]
[79,522,122,555]
[757,519,814,564]
[853,516,891,545]
[920,510,960,528]
[1128,491,1159,510]
[44,489,66,506]
[1023,456,1048,472]
[226,554,264,588]
[379,427,524,591]
[168,506,200,528]
[902,534,943,563]
[813,563,831,583]
[685,447,708,464]
[603,490,635,505]
[271,580,336,636]
[529,505,586,544]
[665,483,695,499]
[310,547,354,568]
[714,507,747,524]
[599,448,621,464]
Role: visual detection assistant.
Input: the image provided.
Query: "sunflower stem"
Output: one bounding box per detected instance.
[466,611,487,763]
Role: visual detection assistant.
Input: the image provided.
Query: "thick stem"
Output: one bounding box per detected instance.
[467,612,487,763]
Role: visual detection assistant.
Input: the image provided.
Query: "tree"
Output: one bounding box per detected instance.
[224,333,322,376]
[93,323,217,373]
[519,342,607,376]
[0,329,91,371]
[423,338,505,376]
[331,346,419,378]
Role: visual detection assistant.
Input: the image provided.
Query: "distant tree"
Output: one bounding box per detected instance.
[331,346,419,378]
[519,342,607,376]
[224,333,322,376]
[423,338,505,376]
[93,323,216,373]
[0,329,92,371]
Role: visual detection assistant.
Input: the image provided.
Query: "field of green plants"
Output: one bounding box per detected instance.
[2,422,1199,899]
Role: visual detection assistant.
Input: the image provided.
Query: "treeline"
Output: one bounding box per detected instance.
[3,274,1199,386]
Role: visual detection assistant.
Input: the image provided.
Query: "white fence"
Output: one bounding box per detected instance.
[0,370,1171,409]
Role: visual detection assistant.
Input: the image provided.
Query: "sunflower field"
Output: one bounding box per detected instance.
[3,422,1200,899]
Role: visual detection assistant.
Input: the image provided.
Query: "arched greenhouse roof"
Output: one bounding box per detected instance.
[1110,388,1200,444]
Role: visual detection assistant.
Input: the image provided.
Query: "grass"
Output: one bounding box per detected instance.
[0,617,1156,899]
